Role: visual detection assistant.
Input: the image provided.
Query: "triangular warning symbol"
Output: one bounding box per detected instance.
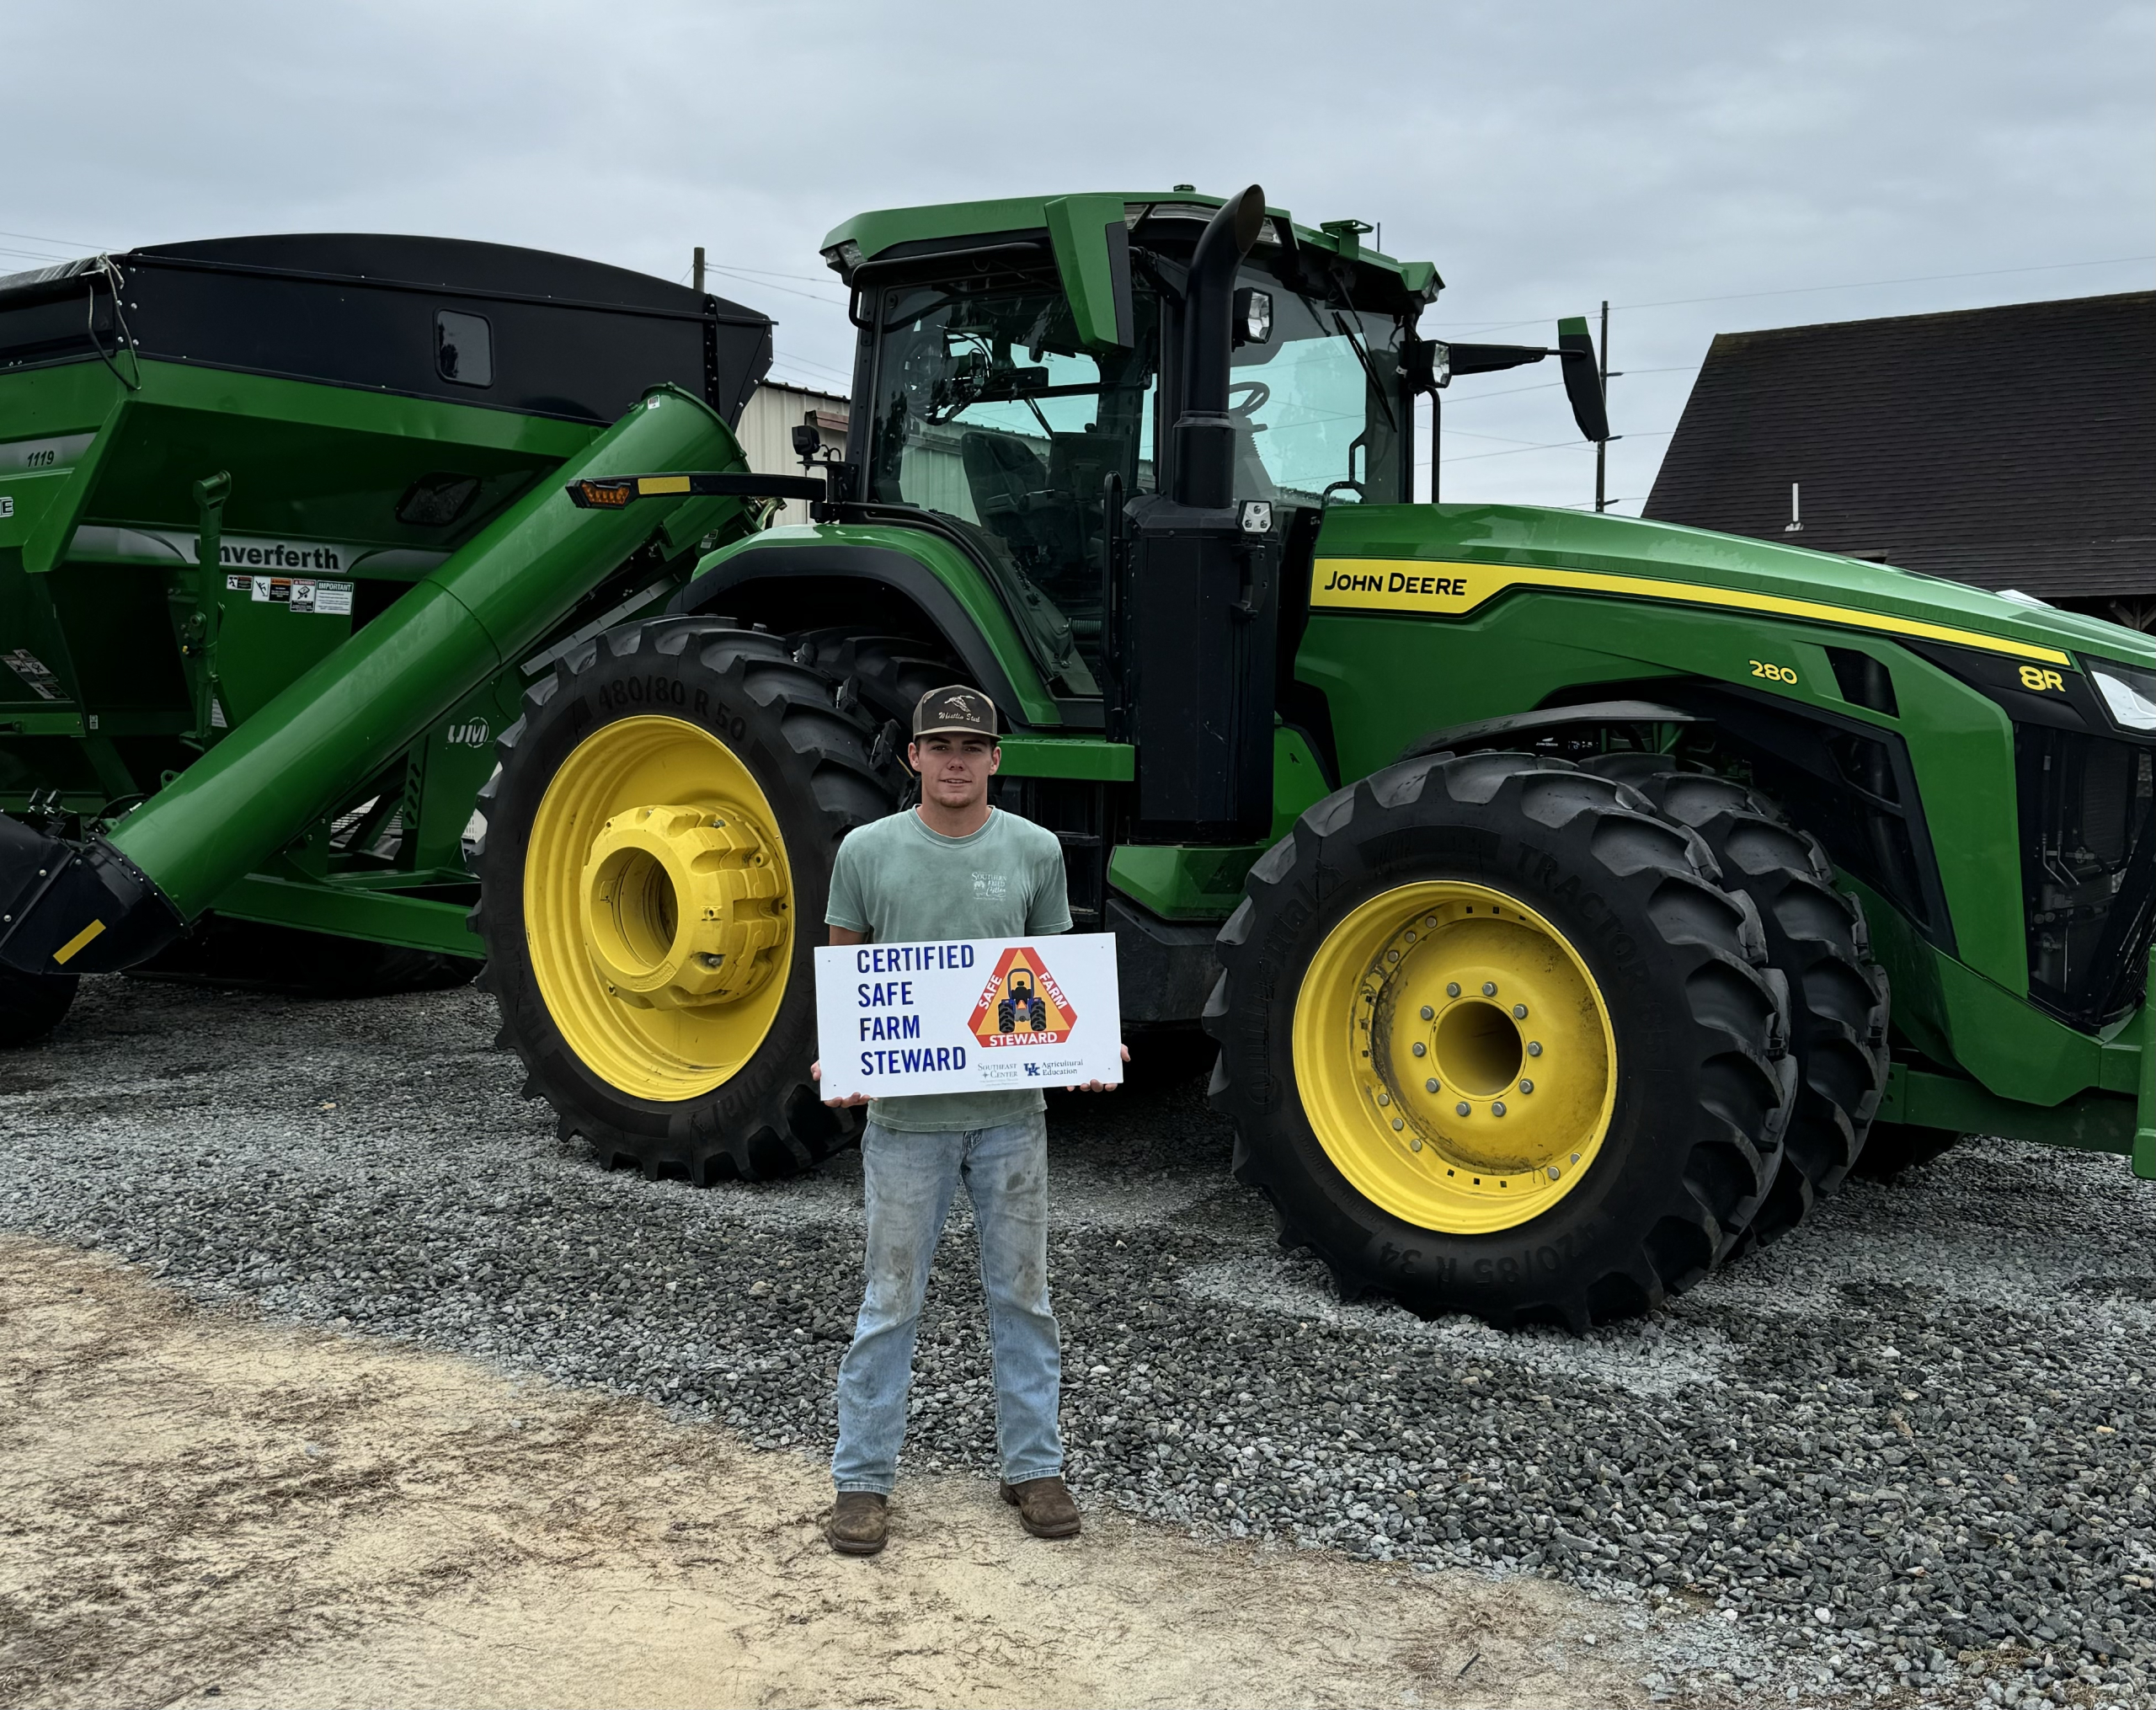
[965,945,1079,1047]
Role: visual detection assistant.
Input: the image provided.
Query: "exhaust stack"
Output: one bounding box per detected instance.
[1171,185,1267,510]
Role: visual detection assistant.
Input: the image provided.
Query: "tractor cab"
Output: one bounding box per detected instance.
[837,198,1425,686]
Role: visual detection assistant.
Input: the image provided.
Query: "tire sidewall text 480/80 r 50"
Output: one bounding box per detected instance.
[1206,751,1796,1332]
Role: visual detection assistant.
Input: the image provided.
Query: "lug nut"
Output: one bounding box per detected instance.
[1455,1101,1471,1117]
[1425,1077,1440,1093]
[1376,1092,1390,1106]
[1409,1137,1423,1151]
[1518,1078,1534,1094]
[1420,1005,1434,1020]
[1492,1100,1508,1117]
[1512,1003,1527,1019]
[1481,981,1497,997]
[1390,1117,1404,1131]
[1446,982,1460,998]
[1527,1041,1543,1057]
[1411,1041,1427,1057]
[1546,1165,1561,1180]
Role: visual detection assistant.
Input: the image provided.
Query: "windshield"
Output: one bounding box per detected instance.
[863,256,1409,677]
[1228,269,1407,507]
[866,281,1162,670]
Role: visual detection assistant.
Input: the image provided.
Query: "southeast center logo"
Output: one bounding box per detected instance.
[967,946,1077,1048]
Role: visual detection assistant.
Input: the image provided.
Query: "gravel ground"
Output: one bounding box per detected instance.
[4,975,2153,1707]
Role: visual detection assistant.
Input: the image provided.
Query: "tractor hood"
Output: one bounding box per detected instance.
[1312,501,2156,678]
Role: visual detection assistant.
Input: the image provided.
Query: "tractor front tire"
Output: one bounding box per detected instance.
[473,618,895,1183]
[0,968,76,1047]
[1582,756,1890,1248]
[1206,752,1795,1331]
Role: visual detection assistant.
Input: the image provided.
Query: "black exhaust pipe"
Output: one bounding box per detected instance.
[1171,184,1267,510]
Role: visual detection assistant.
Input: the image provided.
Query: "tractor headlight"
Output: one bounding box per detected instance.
[2088,660,2156,734]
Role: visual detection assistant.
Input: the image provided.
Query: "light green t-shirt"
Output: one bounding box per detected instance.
[825,807,1073,1132]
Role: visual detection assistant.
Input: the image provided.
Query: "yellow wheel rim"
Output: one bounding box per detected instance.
[526,715,793,1100]
[1292,880,1617,1235]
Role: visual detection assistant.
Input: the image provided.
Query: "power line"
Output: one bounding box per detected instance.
[771,348,854,380]
[1431,253,2156,338]
[704,262,846,305]
[704,260,846,285]
[1425,428,1674,468]
[0,226,120,253]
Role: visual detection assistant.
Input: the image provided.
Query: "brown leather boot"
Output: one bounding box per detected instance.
[826,1491,889,1556]
[1000,1475,1081,1539]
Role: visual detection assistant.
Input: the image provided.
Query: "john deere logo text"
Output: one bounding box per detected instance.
[966,946,1077,1047]
[1317,566,1469,596]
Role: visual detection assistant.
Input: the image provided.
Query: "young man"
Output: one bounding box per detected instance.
[811,684,1122,1558]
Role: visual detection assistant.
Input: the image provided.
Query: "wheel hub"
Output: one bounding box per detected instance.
[1294,880,1617,1234]
[1368,911,1605,1183]
[525,714,797,1101]
[579,803,784,1009]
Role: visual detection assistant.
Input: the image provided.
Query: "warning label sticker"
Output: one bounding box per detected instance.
[3,648,62,700]
[232,575,355,614]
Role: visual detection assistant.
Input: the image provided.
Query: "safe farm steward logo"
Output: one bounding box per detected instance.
[967,947,1078,1047]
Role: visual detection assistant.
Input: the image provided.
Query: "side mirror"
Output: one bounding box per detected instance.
[1556,316,1609,443]
[1232,287,1273,348]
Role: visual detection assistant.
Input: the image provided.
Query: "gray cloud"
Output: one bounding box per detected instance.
[9,0,2148,510]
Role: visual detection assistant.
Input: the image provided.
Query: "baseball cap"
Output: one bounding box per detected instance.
[912,684,999,740]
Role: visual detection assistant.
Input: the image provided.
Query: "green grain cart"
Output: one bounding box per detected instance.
[7,193,2154,1331]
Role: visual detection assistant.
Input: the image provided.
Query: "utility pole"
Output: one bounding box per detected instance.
[1595,297,1612,510]
[692,246,706,294]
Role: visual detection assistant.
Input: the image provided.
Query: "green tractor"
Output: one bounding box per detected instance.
[7,191,2154,1331]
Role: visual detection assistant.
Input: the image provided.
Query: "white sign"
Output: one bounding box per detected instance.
[815,933,1123,1101]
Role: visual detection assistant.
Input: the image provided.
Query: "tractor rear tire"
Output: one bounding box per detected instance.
[1582,756,1890,1248]
[795,629,966,729]
[1205,751,1795,1331]
[0,968,76,1047]
[472,618,896,1183]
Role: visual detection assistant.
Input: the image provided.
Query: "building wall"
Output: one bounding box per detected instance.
[737,382,850,527]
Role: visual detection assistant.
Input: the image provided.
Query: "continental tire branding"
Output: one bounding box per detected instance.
[1204,750,1796,1332]
[1510,849,1638,969]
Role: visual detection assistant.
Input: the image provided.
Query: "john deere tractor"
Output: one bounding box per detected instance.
[7,190,2155,1330]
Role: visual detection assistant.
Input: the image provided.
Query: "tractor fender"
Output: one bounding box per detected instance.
[1396,697,1702,762]
[671,537,1060,730]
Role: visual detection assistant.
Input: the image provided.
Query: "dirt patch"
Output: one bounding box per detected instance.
[1,1236,1654,1709]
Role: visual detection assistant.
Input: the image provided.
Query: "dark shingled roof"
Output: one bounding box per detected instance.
[1643,291,2154,602]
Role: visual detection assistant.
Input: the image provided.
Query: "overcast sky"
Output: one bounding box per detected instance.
[8,0,2149,512]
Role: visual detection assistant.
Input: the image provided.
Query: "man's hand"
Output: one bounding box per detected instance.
[813,1060,871,1109]
[1068,1044,1132,1093]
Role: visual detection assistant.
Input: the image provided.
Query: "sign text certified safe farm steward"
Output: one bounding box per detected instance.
[814,934,1123,1100]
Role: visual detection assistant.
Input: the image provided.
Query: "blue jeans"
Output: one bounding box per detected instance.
[831,1114,1063,1494]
